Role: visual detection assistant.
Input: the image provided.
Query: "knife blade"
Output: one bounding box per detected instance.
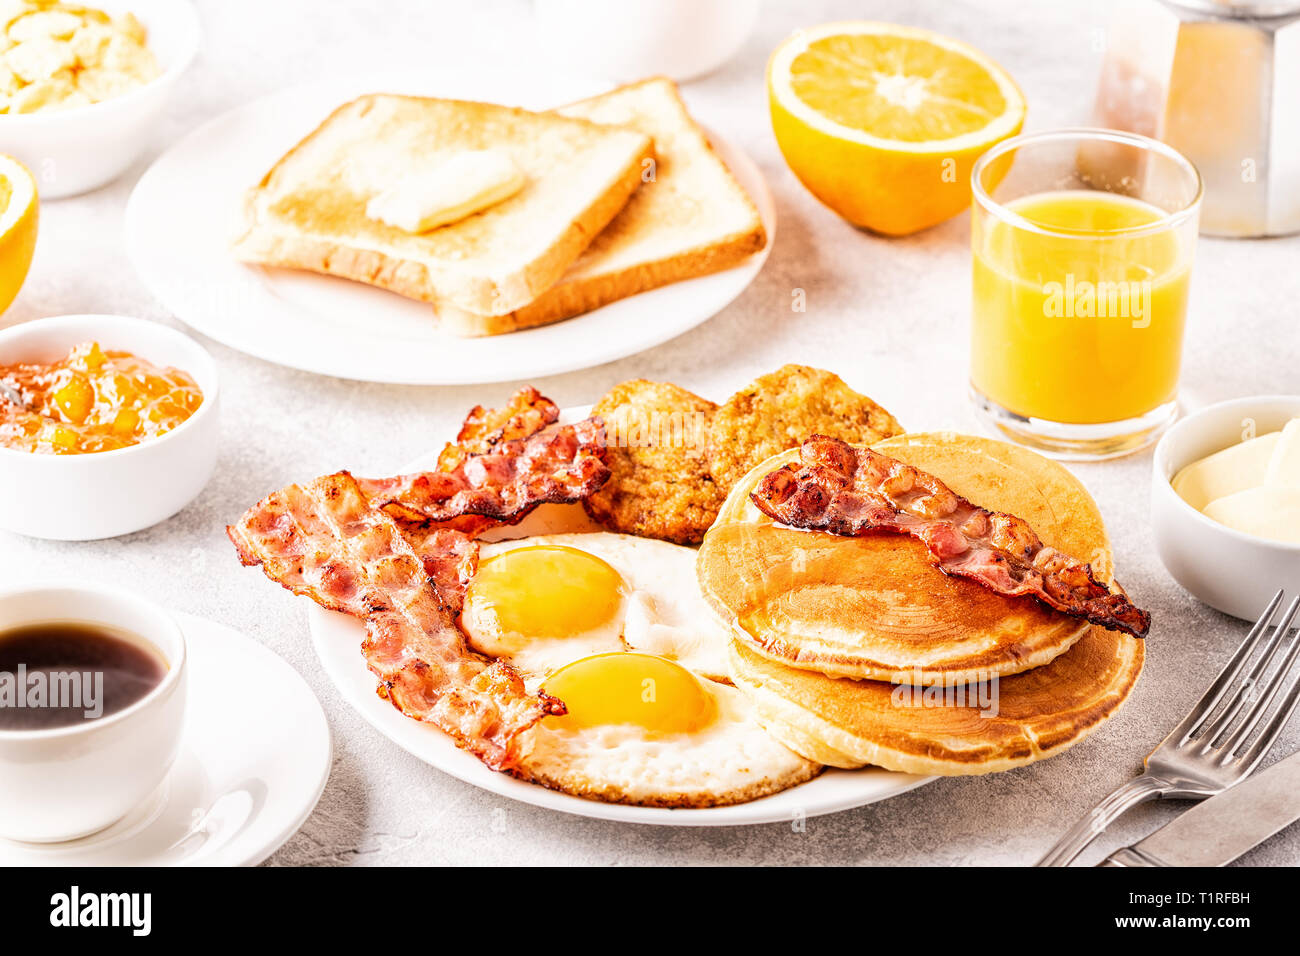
[1099,749,1300,866]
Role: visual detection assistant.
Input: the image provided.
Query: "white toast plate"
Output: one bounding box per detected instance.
[306,409,934,827]
[0,612,330,866]
[125,71,774,385]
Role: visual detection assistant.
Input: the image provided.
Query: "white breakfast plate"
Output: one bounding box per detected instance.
[0,612,331,865]
[307,410,934,827]
[125,71,775,385]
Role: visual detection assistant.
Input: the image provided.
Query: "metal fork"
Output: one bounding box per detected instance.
[1036,589,1300,867]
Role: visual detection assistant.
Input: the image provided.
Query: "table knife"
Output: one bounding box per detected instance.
[1099,749,1300,866]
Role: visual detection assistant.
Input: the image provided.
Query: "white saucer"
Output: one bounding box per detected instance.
[0,612,330,866]
[307,407,934,826]
[125,70,774,385]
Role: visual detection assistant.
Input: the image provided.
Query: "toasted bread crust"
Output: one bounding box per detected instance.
[432,78,767,335]
[433,226,765,335]
[232,94,654,316]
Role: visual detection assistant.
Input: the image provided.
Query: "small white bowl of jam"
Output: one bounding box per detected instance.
[0,314,219,540]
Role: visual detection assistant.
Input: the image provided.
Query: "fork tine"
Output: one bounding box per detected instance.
[1215,611,1300,759]
[1235,662,1300,773]
[1197,594,1300,748]
[1168,589,1284,746]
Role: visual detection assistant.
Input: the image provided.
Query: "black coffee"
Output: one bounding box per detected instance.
[0,623,167,730]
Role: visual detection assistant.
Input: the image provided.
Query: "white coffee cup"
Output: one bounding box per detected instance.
[0,583,187,843]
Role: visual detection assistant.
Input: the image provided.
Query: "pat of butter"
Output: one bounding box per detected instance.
[1265,419,1300,489]
[366,151,525,233]
[1202,486,1300,545]
[1171,430,1280,512]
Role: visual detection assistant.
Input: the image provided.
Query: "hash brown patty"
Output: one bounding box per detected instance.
[584,380,725,545]
[707,364,904,493]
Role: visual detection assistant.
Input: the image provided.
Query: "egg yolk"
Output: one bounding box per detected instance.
[542,653,717,736]
[463,545,625,649]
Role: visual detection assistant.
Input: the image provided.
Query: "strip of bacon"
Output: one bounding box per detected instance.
[441,385,560,469]
[749,436,1150,638]
[358,418,610,529]
[228,471,563,769]
[397,525,479,612]
[355,387,565,536]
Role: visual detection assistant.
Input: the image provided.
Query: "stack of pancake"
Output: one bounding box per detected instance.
[696,432,1145,776]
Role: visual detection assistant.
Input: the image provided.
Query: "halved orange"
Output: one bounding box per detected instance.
[769,22,1025,235]
[0,155,38,315]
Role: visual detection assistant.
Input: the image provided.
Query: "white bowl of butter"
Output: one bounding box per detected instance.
[1153,395,1300,620]
[0,0,201,198]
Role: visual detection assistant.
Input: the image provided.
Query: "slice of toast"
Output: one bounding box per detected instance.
[433,77,767,336]
[232,94,654,317]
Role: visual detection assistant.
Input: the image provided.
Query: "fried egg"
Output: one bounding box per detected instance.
[518,651,821,807]
[457,532,820,807]
[459,532,731,683]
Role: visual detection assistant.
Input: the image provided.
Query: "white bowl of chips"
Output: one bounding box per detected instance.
[0,0,200,198]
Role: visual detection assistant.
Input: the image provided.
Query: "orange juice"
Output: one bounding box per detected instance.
[971,190,1191,425]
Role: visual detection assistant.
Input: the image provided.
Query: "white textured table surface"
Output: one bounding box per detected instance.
[4,0,1299,866]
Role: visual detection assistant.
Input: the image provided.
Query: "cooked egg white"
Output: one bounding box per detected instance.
[459,532,731,683]
[517,652,820,808]
[456,532,819,807]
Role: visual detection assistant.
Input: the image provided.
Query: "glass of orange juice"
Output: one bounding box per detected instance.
[970,128,1202,459]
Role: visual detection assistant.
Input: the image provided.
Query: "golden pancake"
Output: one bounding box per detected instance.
[727,625,1143,774]
[697,432,1114,684]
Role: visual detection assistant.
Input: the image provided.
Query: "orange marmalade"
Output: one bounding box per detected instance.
[0,342,203,454]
